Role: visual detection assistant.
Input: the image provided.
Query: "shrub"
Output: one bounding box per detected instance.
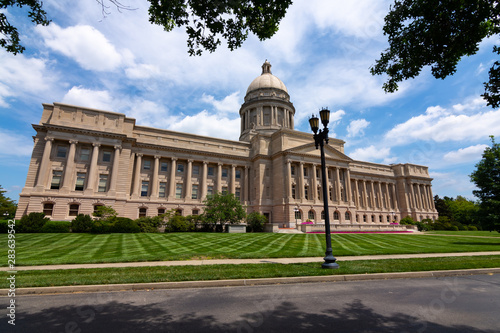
[92,205,117,221]
[0,220,9,233]
[135,216,163,233]
[450,225,459,231]
[111,217,140,233]
[399,216,415,225]
[247,212,267,232]
[17,212,49,233]
[468,225,478,231]
[71,214,93,233]
[90,220,113,234]
[41,221,71,233]
[415,221,432,231]
[166,215,193,232]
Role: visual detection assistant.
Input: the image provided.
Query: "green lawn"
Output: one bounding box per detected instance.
[9,255,500,288]
[424,231,500,237]
[2,232,500,266]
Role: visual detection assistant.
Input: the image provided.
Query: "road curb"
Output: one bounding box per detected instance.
[4,268,499,296]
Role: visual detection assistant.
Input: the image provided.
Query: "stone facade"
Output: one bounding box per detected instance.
[16,61,438,224]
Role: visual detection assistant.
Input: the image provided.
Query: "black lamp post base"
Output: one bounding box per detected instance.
[322,253,339,269]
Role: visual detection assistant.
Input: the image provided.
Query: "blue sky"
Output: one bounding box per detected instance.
[1,0,499,203]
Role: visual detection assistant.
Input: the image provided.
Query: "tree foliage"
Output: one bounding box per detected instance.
[1,0,50,54]
[470,136,500,231]
[202,192,246,230]
[246,211,267,232]
[371,0,500,108]
[0,185,17,219]
[147,0,292,55]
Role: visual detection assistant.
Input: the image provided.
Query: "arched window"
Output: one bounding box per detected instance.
[43,203,54,216]
[371,215,375,222]
[334,211,340,220]
[308,210,315,221]
[379,215,383,223]
[363,214,367,223]
[345,211,351,221]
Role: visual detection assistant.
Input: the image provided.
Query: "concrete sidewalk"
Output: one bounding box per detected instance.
[3,251,500,271]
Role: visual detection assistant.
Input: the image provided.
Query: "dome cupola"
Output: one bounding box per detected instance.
[239,61,295,142]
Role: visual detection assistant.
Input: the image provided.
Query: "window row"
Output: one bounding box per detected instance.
[141,160,242,179]
[293,210,399,223]
[55,144,113,163]
[141,181,241,200]
[51,170,109,192]
[290,165,346,180]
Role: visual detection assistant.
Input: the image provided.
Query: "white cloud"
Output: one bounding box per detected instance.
[201,92,241,114]
[62,86,113,110]
[37,23,123,71]
[125,63,160,79]
[350,145,391,162]
[0,129,34,157]
[167,110,240,140]
[385,98,500,146]
[347,119,370,137]
[443,144,488,164]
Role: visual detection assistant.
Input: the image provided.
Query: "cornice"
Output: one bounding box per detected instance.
[37,123,131,141]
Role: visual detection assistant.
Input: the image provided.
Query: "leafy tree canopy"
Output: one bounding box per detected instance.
[202,192,246,226]
[470,136,500,231]
[371,0,500,108]
[0,185,17,219]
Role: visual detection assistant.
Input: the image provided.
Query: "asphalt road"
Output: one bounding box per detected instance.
[2,274,499,333]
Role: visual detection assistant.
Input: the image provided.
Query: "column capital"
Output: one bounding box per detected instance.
[92,142,101,148]
[114,145,122,151]
[171,157,178,161]
[154,155,161,159]
[69,139,78,145]
[203,161,209,165]
[188,159,194,163]
[286,159,292,164]
[45,136,54,142]
[231,164,237,168]
[245,165,250,169]
[218,162,224,166]
[136,153,143,157]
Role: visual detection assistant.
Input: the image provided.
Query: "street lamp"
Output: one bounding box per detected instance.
[309,108,339,269]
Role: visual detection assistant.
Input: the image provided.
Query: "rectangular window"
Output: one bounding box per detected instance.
[192,209,199,216]
[98,174,108,192]
[292,184,296,199]
[143,160,151,170]
[141,181,149,197]
[222,186,228,195]
[160,162,168,172]
[208,167,214,176]
[193,165,199,175]
[175,183,183,198]
[207,185,214,197]
[158,208,165,216]
[102,151,112,163]
[80,148,90,161]
[192,184,199,199]
[51,170,62,189]
[75,173,86,191]
[329,187,333,201]
[291,165,295,176]
[177,164,184,173]
[159,182,167,198]
[69,204,79,216]
[303,167,308,177]
[305,186,309,200]
[43,203,54,216]
[235,188,241,200]
[56,146,67,158]
[222,168,228,177]
[139,207,147,218]
[317,187,321,200]
[235,169,241,179]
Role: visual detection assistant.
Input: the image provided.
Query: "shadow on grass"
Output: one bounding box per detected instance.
[6,297,496,333]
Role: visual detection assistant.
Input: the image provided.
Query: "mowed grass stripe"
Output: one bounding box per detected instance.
[18,234,87,262]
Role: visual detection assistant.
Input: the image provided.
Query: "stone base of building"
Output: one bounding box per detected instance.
[297,223,417,233]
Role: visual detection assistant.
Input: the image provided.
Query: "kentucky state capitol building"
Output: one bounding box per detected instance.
[16,61,438,225]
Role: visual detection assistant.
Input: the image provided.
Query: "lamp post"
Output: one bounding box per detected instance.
[309,108,339,269]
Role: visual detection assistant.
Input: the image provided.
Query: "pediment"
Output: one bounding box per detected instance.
[286,142,353,162]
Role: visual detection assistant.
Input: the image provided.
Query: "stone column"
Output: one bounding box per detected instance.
[391,183,398,210]
[36,136,54,189]
[416,183,423,210]
[85,143,101,193]
[230,164,236,194]
[299,162,305,200]
[346,168,352,204]
[132,153,143,196]
[354,179,360,208]
[410,182,416,210]
[108,145,122,194]
[377,182,384,209]
[244,166,249,203]
[216,163,223,193]
[150,155,160,198]
[428,185,435,210]
[61,140,78,192]
[286,160,292,199]
[185,159,193,200]
[312,164,318,202]
[370,181,376,209]
[168,157,177,199]
[335,167,341,203]
[362,180,368,208]
[384,182,390,210]
[201,161,208,200]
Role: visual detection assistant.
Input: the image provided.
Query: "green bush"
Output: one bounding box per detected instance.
[415,221,432,231]
[247,212,267,232]
[468,225,478,231]
[399,216,415,225]
[135,216,163,233]
[71,214,93,233]
[90,220,113,234]
[111,217,140,233]
[0,220,9,233]
[41,221,71,233]
[17,212,49,233]
[166,215,193,232]
[450,225,459,231]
